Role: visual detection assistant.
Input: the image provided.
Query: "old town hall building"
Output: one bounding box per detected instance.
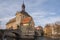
[6,2,35,30]
[5,2,35,39]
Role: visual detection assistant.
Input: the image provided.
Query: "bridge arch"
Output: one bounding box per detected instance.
[12,32,20,40]
[2,31,20,40]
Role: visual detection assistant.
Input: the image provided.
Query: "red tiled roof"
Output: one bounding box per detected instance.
[22,17,31,24]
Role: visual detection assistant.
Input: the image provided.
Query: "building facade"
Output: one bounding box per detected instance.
[6,2,35,38]
[44,23,60,38]
[44,24,52,36]
[6,2,35,30]
[35,26,43,36]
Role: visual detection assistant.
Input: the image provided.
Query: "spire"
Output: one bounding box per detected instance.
[22,0,25,11]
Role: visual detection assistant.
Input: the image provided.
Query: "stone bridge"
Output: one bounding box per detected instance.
[2,29,35,40]
[0,29,43,40]
[2,29,21,40]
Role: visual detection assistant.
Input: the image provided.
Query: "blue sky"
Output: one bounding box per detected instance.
[0,0,60,29]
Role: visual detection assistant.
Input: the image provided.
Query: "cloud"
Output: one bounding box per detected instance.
[30,11,60,27]
[30,11,57,18]
[34,16,60,27]
[0,16,15,21]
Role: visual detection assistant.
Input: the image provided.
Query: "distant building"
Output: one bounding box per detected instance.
[35,26,43,36]
[44,23,60,38]
[44,24,52,36]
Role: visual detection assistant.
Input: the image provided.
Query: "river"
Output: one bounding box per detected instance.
[35,36,60,40]
[3,36,60,40]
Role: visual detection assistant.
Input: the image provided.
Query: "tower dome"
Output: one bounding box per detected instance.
[19,1,31,17]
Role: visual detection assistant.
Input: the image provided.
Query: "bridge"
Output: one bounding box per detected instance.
[1,29,35,40]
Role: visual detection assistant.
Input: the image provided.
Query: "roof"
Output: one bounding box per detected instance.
[35,26,43,30]
[22,17,31,24]
[6,18,16,25]
[20,10,31,17]
[20,2,30,17]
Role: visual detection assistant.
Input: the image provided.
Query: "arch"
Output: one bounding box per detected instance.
[2,32,16,40]
[12,32,20,40]
[2,31,20,40]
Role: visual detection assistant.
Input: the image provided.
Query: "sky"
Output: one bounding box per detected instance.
[0,0,60,29]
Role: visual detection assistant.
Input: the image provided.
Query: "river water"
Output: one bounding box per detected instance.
[15,36,60,40]
[3,36,60,40]
[35,36,60,40]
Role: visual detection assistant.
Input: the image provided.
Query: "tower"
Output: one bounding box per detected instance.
[16,1,30,26]
[22,1,25,11]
